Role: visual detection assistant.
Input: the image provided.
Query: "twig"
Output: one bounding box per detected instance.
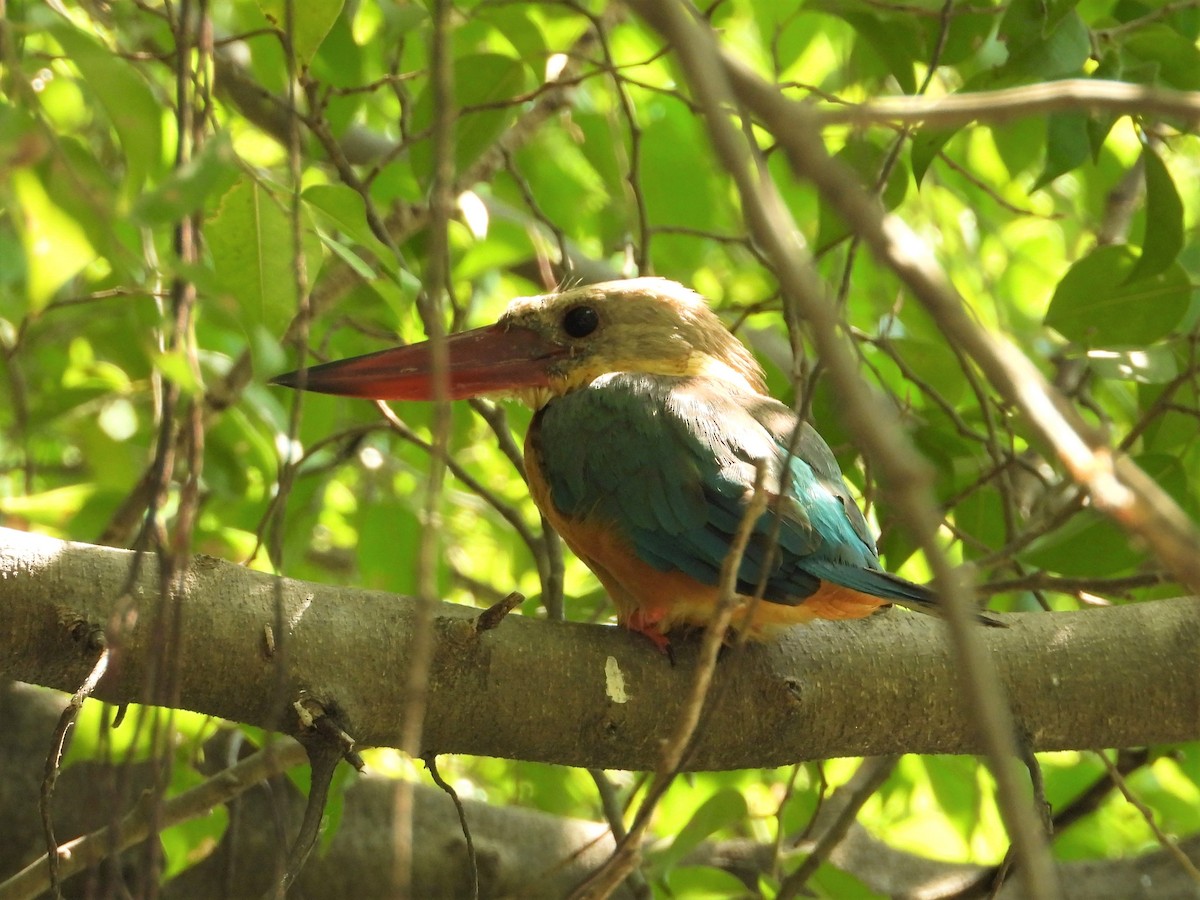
[568,462,771,898]
[38,639,108,900]
[271,725,346,898]
[1098,751,1200,885]
[425,756,479,900]
[625,3,1062,898]
[375,402,552,594]
[475,591,525,632]
[812,79,1200,130]
[2,742,307,900]
[392,3,457,896]
[778,756,898,899]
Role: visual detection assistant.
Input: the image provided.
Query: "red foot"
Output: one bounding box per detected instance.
[623,609,673,658]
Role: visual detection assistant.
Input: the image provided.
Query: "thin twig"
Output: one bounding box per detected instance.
[625,4,1062,898]
[39,641,109,900]
[812,78,1200,130]
[1098,751,1200,885]
[779,756,898,900]
[426,756,480,900]
[4,742,307,900]
[569,462,770,898]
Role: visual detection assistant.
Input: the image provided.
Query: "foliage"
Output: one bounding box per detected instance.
[2,0,1199,895]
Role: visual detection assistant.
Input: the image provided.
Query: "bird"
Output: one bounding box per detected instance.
[273,277,980,650]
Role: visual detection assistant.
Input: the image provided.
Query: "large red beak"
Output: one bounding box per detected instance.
[271,323,567,401]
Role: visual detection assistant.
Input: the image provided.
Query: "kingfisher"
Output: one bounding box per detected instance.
[274,278,969,649]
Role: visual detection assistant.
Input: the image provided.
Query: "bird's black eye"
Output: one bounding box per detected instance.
[562,305,599,339]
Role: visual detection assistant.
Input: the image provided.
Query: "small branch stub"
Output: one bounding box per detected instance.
[475,591,525,633]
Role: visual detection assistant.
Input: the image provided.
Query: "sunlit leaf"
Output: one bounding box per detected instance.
[409,54,530,187]
[652,789,747,873]
[133,132,241,226]
[206,176,324,335]
[806,861,886,899]
[1045,246,1191,347]
[50,22,164,197]
[303,182,401,277]
[662,865,752,898]
[256,0,346,68]
[12,170,95,312]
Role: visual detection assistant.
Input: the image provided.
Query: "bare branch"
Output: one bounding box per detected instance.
[2,528,1197,771]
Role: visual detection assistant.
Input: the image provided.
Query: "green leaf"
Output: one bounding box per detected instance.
[954,487,1007,559]
[133,131,241,226]
[662,865,752,898]
[1128,146,1184,282]
[0,101,42,172]
[410,54,529,187]
[1021,508,1143,576]
[911,128,956,185]
[50,22,163,199]
[890,337,965,406]
[303,182,400,277]
[1123,25,1200,90]
[206,176,324,335]
[1044,246,1191,347]
[992,2,1090,84]
[256,0,346,68]
[922,756,983,842]
[806,861,886,898]
[652,789,747,873]
[159,763,229,879]
[818,138,909,249]
[1136,453,1196,518]
[319,762,356,855]
[358,499,423,594]
[1033,112,1090,190]
[820,7,919,94]
[1088,344,1179,384]
[12,170,95,312]
[476,5,549,69]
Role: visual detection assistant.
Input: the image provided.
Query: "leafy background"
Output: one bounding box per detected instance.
[2,0,1199,896]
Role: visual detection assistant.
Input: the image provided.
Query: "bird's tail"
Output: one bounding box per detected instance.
[806,561,1004,626]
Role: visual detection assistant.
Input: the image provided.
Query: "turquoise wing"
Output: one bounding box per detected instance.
[531,373,935,608]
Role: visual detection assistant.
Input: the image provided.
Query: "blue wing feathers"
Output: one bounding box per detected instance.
[535,373,929,608]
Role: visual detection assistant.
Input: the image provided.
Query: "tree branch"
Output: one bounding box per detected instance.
[812,78,1200,130]
[3,683,1196,900]
[2,528,1198,771]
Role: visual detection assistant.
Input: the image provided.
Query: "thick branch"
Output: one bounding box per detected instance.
[2,528,1198,770]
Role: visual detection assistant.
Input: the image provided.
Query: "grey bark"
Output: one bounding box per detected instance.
[1,527,1198,771]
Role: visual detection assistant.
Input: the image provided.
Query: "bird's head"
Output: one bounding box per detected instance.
[273,278,766,407]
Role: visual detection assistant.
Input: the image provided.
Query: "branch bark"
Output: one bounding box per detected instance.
[4,683,1197,900]
[2,527,1198,771]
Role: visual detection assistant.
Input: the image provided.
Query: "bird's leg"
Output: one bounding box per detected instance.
[623,608,675,659]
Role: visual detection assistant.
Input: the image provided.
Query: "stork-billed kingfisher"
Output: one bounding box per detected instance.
[274,278,963,648]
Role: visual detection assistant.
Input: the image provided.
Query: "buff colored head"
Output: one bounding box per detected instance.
[272,278,765,406]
